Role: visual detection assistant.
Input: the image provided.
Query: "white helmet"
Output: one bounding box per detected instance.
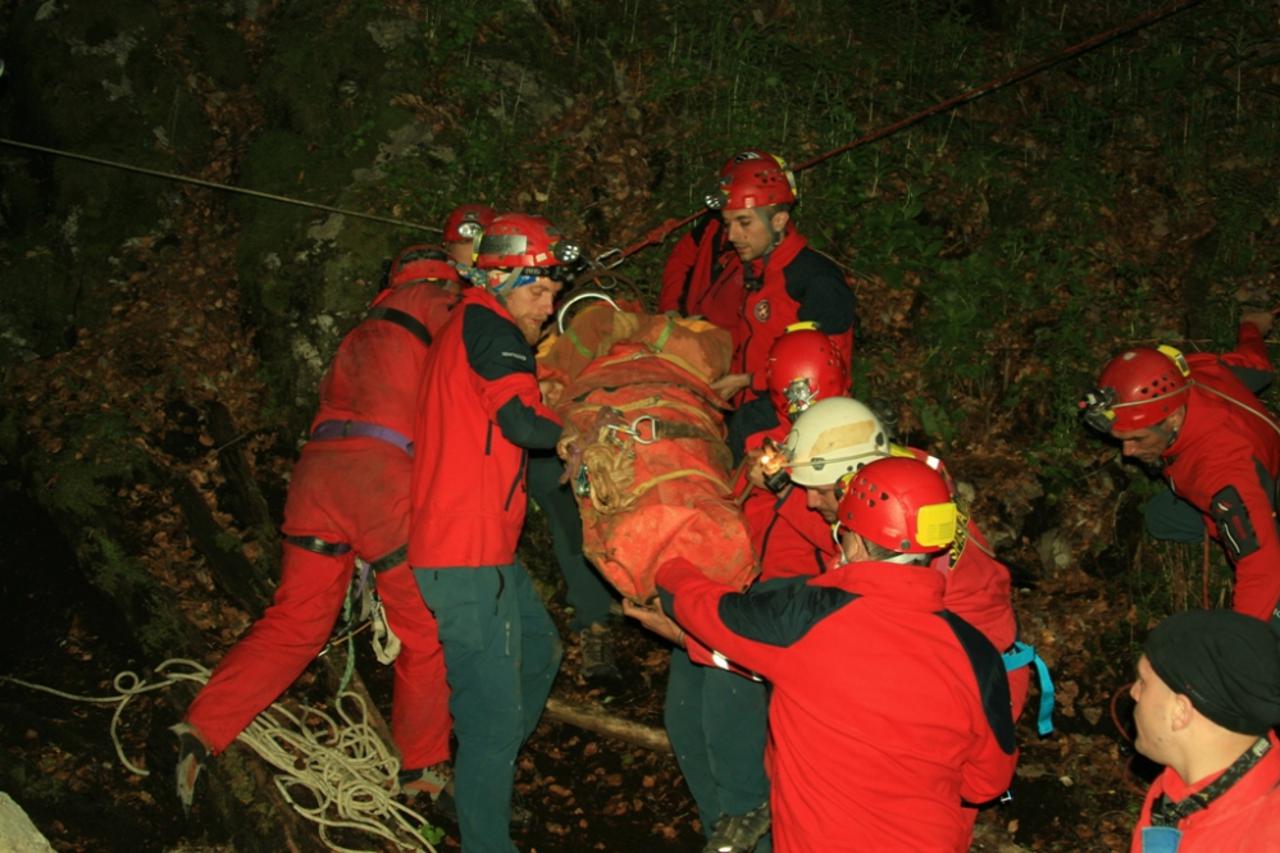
[783,397,890,487]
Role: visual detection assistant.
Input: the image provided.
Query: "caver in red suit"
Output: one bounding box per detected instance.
[409,213,568,853]
[658,214,744,331]
[660,149,786,331]
[656,555,1017,852]
[1084,320,1280,623]
[733,226,855,399]
[185,255,457,775]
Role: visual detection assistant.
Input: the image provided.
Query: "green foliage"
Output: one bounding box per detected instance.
[418,821,447,846]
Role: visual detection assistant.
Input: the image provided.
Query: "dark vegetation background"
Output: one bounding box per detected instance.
[0,0,1277,849]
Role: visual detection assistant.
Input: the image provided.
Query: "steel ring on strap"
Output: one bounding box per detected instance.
[556,290,622,334]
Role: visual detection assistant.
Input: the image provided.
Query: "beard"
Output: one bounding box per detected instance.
[514,315,545,346]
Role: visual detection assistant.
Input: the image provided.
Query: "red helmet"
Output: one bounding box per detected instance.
[389,245,459,287]
[710,156,797,211]
[474,213,566,269]
[442,204,496,243]
[834,457,957,554]
[719,148,773,176]
[765,324,850,421]
[1083,345,1191,432]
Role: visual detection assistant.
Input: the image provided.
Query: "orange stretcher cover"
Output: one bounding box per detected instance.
[538,299,757,601]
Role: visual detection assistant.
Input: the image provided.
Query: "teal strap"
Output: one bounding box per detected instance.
[1003,640,1055,736]
[1140,826,1182,853]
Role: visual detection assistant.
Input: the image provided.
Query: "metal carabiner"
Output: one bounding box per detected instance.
[629,415,660,445]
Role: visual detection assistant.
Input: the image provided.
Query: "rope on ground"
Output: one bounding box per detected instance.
[0,659,438,853]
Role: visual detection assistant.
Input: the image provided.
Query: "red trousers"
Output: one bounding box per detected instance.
[186,438,450,769]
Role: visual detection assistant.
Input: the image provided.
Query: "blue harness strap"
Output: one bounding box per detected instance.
[1003,640,1055,736]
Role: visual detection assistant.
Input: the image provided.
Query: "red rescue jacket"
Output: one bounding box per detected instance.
[658,215,744,331]
[312,282,457,440]
[1130,732,1280,852]
[1160,322,1280,621]
[734,229,856,396]
[408,288,560,568]
[657,557,1017,852]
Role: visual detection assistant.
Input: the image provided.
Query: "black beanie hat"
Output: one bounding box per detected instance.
[1144,609,1280,736]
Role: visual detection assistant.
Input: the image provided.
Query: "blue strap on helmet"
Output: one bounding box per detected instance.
[1004,640,1056,736]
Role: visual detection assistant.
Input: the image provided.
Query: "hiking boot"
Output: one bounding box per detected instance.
[398,762,453,802]
[171,722,209,815]
[703,801,771,853]
[578,622,621,683]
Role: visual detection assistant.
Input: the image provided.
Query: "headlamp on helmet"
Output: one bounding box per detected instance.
[758,437,792,494]
[443,203,496,244]
[1078,386,1119,434]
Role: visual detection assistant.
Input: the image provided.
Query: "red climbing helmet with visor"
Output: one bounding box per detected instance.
[833,456,958,555]
[388,245,460,287]
[442,203,496,243]
[708,155,797,211]
[765,324,850,422]
[1080,345,1192,433]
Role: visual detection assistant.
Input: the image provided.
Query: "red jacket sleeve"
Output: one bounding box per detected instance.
[656,558,787,678]
[1223,321,1274,374]
[659,232,700,313]
[1183,447,1280,621]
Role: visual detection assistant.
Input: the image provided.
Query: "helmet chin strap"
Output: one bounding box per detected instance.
[488,266,525,302]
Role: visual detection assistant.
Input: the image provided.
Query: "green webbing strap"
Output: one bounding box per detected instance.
[367,544,408,574]
[652,315,675,352]
[565,327,594,359]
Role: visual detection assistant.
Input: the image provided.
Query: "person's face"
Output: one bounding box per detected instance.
[1130,655,1177,764]
[1112,417,1178,466]
[501,277,562,345]
[723,207,788,262]
[445,240,475,267]
[805,483,840,524]
[833,527,869,569]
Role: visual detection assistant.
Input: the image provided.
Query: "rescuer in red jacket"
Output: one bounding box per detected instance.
[1080,311,1280,624]
[1127,609,1280,851]
[705,156,856,404]
[657,328,850,852]
[408,213,576,853]
[783,395,1052,737]
[176,246,460,809]
[658,149,780,330]
[652,457,1017,852]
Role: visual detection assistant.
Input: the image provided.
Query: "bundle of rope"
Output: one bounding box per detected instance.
[1,659,438,853]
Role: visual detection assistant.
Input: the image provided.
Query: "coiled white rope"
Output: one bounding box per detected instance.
[1,659,438,853]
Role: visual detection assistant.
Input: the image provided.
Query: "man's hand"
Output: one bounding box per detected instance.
[744,448,768,490]
[1241,309,1275,337]
[710,372,752,401]
[621,598,686,647]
